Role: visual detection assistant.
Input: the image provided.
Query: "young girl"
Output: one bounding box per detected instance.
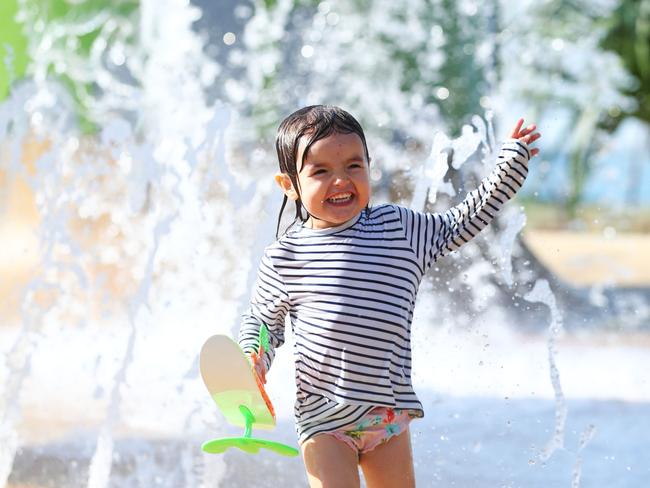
[238,105,540,487]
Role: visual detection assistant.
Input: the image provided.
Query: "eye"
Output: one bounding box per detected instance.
[348,162,363,169]
[311,169,327,176]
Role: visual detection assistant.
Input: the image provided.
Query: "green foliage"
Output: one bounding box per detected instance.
[431,0,487,131]
[45,0,138,53]
[0,0,29,100]
[514,0,644,216]
[246,0,492,139]
[2,0,139,132]
[602,0,650,125]
[36,0,138,132]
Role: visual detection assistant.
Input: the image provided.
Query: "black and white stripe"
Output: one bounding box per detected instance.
[238,140,529,442]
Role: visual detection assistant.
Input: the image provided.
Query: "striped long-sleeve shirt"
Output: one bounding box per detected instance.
[238,139,530,442]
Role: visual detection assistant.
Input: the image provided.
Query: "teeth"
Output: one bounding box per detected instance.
[327,193,352,202]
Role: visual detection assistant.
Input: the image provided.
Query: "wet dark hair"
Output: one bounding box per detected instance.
[275,105,371,237]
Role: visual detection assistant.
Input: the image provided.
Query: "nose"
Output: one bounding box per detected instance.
[332,170,349,185]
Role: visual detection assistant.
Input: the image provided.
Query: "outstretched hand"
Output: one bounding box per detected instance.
[510,118,541,157]
[249,348,267,384]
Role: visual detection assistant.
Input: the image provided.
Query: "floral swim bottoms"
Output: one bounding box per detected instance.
[324,407,420,455]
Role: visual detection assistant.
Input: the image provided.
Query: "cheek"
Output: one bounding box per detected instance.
[300,180,326,200]
[354,173,371,189]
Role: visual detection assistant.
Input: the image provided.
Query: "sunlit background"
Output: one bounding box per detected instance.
[1,0,649,486]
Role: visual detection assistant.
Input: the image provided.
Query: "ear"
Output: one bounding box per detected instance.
[274,173,299,201]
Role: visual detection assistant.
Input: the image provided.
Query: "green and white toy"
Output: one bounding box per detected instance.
[199,326,299,457]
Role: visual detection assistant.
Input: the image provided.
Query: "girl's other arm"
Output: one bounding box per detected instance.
[406,119,540,269]
[238,250,291,383]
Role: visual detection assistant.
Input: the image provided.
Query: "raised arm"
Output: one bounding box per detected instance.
[400,119,540,271]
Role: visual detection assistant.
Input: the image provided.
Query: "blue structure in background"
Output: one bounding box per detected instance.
[522,117,650,208]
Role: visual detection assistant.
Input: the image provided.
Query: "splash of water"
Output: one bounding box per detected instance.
[411,112,494,211]
[0,0,266,486]
[524,279,568,461]
[0,402,19,488]
[407,114,604,486]
[571,423,597,488]
[499,207,527,287]
[0,80,78,487]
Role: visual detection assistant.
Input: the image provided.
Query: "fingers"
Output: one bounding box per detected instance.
[249,351,267,384]
[509,118,524,138]
[255,361,267,384]
[511,120,537,138]
[519,123,537,137]
[255,366,266,385]
[257,344,266,383]
[521,132,541,145]
[510,118,541,157]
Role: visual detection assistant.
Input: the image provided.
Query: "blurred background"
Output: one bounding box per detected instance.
[1,0,648,487]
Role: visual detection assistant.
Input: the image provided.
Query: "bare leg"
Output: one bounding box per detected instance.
[359,428,416,488]
[301,434,361,488]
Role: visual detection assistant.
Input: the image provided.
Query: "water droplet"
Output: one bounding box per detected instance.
[551,38,565,51]
[301,45,315,58]
[326,12,340,25]
[435,86,450,100]
[608,105,622,117]
[318,1,331,14]
[603,226,616,239]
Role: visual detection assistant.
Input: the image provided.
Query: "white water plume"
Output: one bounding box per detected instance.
[1,1,268,486]
[411,113,494,211]
[499,206,527,287]
[524,279,569,462]
[571,423,597,488]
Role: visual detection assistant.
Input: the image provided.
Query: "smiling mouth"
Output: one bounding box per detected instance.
[326,192,355,205]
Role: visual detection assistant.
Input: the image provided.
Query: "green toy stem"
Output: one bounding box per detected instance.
[239,405,254,438]
[201,402,300,457]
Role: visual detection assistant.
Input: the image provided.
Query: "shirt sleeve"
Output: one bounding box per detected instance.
[238,249,291,372]
[396,139,530,272]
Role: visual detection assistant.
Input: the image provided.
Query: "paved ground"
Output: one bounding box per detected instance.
[523,229,650,287]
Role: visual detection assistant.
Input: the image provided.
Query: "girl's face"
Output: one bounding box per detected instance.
[276,132,371,229]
